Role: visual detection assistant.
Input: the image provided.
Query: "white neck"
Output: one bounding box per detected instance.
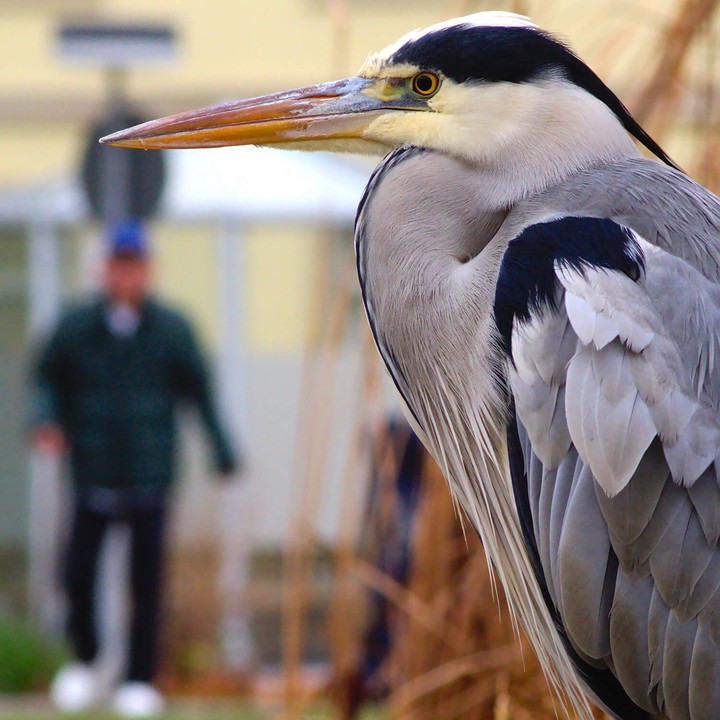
[364,77,642,209]
[467,80,642,206]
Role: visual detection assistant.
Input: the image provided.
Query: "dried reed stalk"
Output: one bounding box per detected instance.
[282,238,356,719]
[691,10,720,191]
[380,459,608,720]
[327,329,386,713]
[633,0,720,130]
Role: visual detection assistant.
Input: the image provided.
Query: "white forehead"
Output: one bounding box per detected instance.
[372,12,536,63]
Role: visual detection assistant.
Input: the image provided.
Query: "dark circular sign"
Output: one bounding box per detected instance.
[82,110,166,220]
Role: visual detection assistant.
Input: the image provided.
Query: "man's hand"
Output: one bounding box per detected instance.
[32,425,66,455]
[216,453,245,483]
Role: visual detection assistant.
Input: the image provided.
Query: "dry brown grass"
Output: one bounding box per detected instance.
[367,461,606,720]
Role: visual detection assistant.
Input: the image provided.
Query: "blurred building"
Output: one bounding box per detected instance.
[0,0,717,672]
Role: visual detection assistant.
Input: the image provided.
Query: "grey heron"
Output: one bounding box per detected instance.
[102,12,720,719]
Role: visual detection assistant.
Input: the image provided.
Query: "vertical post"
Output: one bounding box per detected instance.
[27,221,64,634]
[27,221,61,334]
[101,67,131,227]
[215,221,255,671]
[216,221,247,439]
[93,66,133,686]
[95,525,130,688]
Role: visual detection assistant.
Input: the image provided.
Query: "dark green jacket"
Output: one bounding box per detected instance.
[31,295,237,493]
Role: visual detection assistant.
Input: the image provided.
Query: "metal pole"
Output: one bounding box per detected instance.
[215,221,255,670]
[96,525,130,689]
[27,221,61,335]
[93,65,133,686]
[101,67,131,225]
[26,221,64,634]
[216,220,247,441]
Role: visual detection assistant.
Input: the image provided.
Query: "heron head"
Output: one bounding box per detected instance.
[101,12,673,168]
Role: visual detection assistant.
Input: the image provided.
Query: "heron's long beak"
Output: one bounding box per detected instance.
[100,77,398,149]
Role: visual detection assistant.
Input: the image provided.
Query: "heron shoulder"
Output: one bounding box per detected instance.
[501,210,720,488]
[493,216,644,357]
[503,157,720,282]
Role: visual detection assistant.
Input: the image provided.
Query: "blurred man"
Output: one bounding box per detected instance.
[30,221,239,718]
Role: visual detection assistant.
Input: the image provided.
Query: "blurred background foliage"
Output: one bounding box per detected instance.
[0,618,66,694]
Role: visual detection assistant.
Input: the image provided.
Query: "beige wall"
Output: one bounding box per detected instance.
[0,1,472,186]
[151,221,319,355]
[0,0,716,358]
[0,0,696,186]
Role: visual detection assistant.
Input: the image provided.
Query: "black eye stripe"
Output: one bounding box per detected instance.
[390,24,676,167]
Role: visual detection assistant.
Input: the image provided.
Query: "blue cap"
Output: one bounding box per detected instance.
[108,220,148,258]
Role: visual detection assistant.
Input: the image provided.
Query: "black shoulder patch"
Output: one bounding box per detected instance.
[493,216,644,356]
[390,25,677,169]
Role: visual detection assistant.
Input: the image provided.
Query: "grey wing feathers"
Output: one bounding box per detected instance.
[508,233,720,718]
[555,259,720,492]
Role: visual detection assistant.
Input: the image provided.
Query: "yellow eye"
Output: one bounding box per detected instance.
[411,71,441,97]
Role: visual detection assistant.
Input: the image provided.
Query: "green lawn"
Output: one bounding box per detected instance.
[0,698,386,720]
[0,712,383,720]
[0,715,263,720]
[0,699,272,720]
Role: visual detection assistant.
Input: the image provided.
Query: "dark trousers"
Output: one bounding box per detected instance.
[64,499,167,683]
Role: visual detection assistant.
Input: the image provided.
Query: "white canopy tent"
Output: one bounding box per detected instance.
[1,145,373,669]
[0,145,371,225]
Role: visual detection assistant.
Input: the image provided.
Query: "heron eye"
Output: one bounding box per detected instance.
[411,72,440,97]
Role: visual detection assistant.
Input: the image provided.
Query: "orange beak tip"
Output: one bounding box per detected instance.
[98,130,147,148]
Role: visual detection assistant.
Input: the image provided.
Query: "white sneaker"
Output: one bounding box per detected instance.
[111,682,166,718]
[50,662,100,713]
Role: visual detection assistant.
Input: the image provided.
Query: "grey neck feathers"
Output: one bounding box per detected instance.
[359,149,509,408]
[356,144,599,718]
